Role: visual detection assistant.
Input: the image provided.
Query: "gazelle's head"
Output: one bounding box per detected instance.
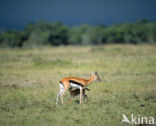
[92,71,101,81]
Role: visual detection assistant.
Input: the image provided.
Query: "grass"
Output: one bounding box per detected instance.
[0,44,156,126]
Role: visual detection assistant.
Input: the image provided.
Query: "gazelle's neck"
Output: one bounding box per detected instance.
[86,74,95,85]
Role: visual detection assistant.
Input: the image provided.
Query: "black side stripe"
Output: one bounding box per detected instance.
[69,80,84,87]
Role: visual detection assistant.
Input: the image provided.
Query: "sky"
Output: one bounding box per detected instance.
[0,0,156,29]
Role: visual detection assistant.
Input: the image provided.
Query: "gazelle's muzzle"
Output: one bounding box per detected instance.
[97,75,101,82]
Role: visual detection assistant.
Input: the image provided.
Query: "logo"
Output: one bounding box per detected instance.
[121,114,155,125]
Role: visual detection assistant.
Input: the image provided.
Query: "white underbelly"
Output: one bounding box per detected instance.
[70,83,81,89]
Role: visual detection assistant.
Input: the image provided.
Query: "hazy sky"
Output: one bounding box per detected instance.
[0,0,156,29]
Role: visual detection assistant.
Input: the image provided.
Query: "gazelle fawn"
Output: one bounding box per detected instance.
[69,87,90,103]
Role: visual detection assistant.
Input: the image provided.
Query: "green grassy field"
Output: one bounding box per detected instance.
[0,45,156,126]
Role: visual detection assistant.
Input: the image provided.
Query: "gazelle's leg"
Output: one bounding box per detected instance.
[84,94,88,103]
[56,83,64,105]
[56,89,63,105]
[60,90,66,105]
[80,87,82,104]
[69,95,73,104]
[68,88,73,104]
[82,90,86,102]
[56,91,60,105]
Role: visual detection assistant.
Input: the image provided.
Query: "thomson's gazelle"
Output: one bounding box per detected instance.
[56,72,101,105]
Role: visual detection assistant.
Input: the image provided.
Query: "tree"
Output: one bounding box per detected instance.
[0,30,22,47]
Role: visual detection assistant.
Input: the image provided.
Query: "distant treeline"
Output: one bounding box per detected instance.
[0,19,156,47]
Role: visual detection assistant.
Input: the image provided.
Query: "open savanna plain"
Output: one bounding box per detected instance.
[0,45,156,126]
